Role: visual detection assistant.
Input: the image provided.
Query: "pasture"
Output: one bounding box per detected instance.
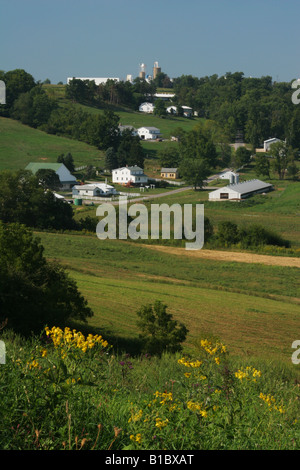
[36,231,300,365]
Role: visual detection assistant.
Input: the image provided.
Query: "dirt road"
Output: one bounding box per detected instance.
[144,244,300,268]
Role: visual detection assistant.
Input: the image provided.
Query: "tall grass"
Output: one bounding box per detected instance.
[1,327,299,450]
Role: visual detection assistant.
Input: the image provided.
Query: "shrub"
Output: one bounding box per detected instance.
[136,301,188,356]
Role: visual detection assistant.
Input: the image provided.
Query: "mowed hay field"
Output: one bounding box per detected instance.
[37,231,300,366]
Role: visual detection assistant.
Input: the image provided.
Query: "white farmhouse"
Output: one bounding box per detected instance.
[209,179,273,201]
[137,127,161,140]
[25,162,77,189]
[139,102,155,113]
[72,183,119,198]
[112,166,148,185]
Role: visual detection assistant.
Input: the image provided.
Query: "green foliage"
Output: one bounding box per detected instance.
[11,85,57,128]
[0,170,76,230]
[0,223,93,335]
[136,301,188,356]
[35,168,61,191]
[216,221,290,248]
[255,153,270,178]
[57,152,75,172]
[153,99,167,118]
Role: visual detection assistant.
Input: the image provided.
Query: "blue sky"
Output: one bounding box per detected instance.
[1,0,299,84]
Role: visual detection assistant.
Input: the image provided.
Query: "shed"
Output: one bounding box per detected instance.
[161,168,179,179]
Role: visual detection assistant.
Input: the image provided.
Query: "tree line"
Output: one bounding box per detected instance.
[172,72,300,150]
[0,69,145,167]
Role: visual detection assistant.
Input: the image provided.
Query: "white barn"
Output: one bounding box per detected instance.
[112,166,148,185]
[209,179,273,201]
[137,126,161,140]
[139,102,155,113]
[72,183,119,198]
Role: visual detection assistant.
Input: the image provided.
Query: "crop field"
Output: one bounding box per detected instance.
[36,231,300,366]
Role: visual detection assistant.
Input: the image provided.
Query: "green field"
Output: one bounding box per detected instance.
[35,231,300,366]
[0,117,105,170]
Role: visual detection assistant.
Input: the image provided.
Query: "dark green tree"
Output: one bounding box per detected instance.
[0,222,93,335]
[154,99,167,118]
[105,147,118,171]
[0,170,75,230]
[255,154,270,178]
[179,157,210,190]
[136,301,188,356]
[36,168,61,191]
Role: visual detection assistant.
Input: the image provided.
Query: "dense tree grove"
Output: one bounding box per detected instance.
[0,222,93,335]
[172,72,300,149]
[0,170,76,230]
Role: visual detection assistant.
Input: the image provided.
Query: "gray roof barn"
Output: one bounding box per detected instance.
[209,179,273,201]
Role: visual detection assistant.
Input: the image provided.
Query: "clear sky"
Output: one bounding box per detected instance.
[1,0,299,84]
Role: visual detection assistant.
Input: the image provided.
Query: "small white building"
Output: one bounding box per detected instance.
[112,166,148,185]
[166,105,193,117]
[209,179,273,201]
[139,102,155,113]
[166,105,178,115]
[181,106,193,117]
[264,138,282,152]
[25,162,77,189]
[72,183,119,198]
[137,126,161,140]
[218,171,240,184]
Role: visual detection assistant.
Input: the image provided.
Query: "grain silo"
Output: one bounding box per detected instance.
[139,63,146,80]
[153,61,161,79]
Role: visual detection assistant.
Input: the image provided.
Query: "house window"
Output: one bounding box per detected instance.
[220,193,229,199]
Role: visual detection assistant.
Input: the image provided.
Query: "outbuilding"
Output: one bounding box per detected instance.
[208,179,273,201]
[25,162,77,189]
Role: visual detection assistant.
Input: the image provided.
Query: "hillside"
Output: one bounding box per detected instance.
[0,117,105,171]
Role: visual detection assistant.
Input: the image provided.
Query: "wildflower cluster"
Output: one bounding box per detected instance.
[235,366,262,382]
[259,392,285,414]
[198,339,227,365]
[45,326,109,354]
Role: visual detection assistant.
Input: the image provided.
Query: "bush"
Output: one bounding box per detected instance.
[136,301,188,356]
